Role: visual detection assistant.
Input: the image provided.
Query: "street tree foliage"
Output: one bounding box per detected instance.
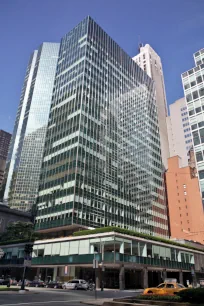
[0,221,39,243]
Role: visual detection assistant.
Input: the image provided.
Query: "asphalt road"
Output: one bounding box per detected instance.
[0,287,141,306]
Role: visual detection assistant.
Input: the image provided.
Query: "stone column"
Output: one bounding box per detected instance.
[162,270,167,281]
[95,268,101,289]
[53,267,58,281]
[179,271,183,284]
[142,268,148,289]
[35,267,40,280]
[192,273,197,288]
[119,266,125,290]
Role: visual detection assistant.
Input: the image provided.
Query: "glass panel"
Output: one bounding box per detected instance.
[196,152,203,162]
[199,128,204,143]
[193,131,200,145]
[196,106,201,113]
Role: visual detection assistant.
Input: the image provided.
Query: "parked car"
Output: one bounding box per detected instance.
[62,279,89,290]
[0,278,10,286]
[143,282,186,295]
[10,278,17,286]
[27,280,45,287]
[17,279,31,287]
[45,281,63,289]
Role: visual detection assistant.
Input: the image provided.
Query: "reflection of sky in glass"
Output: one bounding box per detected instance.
[4,43,59,211]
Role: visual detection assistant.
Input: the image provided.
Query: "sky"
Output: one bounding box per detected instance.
[0,0,204,133]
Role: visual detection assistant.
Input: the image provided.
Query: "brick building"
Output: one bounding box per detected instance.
[166,156,204,244]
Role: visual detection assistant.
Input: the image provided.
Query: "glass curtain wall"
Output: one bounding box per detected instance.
[36,17,168,237]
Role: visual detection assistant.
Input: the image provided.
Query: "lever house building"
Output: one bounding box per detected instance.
[36,16,168,237]
[0,228,204,289]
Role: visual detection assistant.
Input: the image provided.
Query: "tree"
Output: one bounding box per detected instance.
[0,221,39,242]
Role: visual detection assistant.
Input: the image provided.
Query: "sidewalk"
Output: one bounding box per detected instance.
[81,298,113,305]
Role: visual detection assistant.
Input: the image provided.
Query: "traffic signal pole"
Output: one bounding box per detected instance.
[20,244,33,291]
[21,267,26,291]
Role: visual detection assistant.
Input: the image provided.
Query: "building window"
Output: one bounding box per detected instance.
[199,88,204,97]
[197,76,202,84]
[185,198,187,202]
[184,191,187,195]
[180,214,182,217]
[189,110,195,116]
[193,131,200,146]
[199,170,204,180]
[196,151,203,162]
[199,128,204,143]
[196,106,201,113]
[183,184,186,188]
[198,121,204,128]
[186,94,192,102]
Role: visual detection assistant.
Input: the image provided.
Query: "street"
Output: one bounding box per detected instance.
[0,288,141,306]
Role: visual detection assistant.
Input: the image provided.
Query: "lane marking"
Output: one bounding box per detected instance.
[0,300,82,306]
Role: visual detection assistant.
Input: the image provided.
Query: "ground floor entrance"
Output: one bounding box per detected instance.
[1,264,201,289]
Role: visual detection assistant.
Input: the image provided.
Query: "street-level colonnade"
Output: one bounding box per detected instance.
[0,231,204,288]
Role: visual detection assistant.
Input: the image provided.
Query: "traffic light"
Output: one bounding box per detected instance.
[24,244,33,254]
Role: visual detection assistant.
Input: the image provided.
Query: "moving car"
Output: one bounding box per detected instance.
[62,279,89,290]
[27,280,45,287]
[45,281,63,289]
[143,282,186,295]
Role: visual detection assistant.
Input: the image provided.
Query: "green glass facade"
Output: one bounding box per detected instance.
[36,17,168,237]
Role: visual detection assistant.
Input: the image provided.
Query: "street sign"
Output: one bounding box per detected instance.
[93,259,98,269]
[0,249,4,259]
[24,260,32,267]
[24,256,32,267]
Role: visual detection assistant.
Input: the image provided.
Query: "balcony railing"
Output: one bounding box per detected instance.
[31,252,194,271]
[0,258,24,265]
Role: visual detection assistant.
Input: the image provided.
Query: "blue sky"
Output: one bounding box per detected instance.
[1,0,204,133]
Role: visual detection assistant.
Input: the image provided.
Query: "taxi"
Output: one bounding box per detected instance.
[143,281,186,295]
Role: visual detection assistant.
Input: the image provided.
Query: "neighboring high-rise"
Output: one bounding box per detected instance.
[181,48,204,206]
[166,156,204,244]
[35,17,169,237]
[0,130,11,193]
[166,97,193,167]
[133,44,169,169]
[4,43,60,211]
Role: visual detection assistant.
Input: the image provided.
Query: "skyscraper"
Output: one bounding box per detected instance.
[133,44,169,169]
[0,130,11,194]
[4,43,60,211]
[181,48,204,206]
[35,17,168,237]
[166,97,193,167]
